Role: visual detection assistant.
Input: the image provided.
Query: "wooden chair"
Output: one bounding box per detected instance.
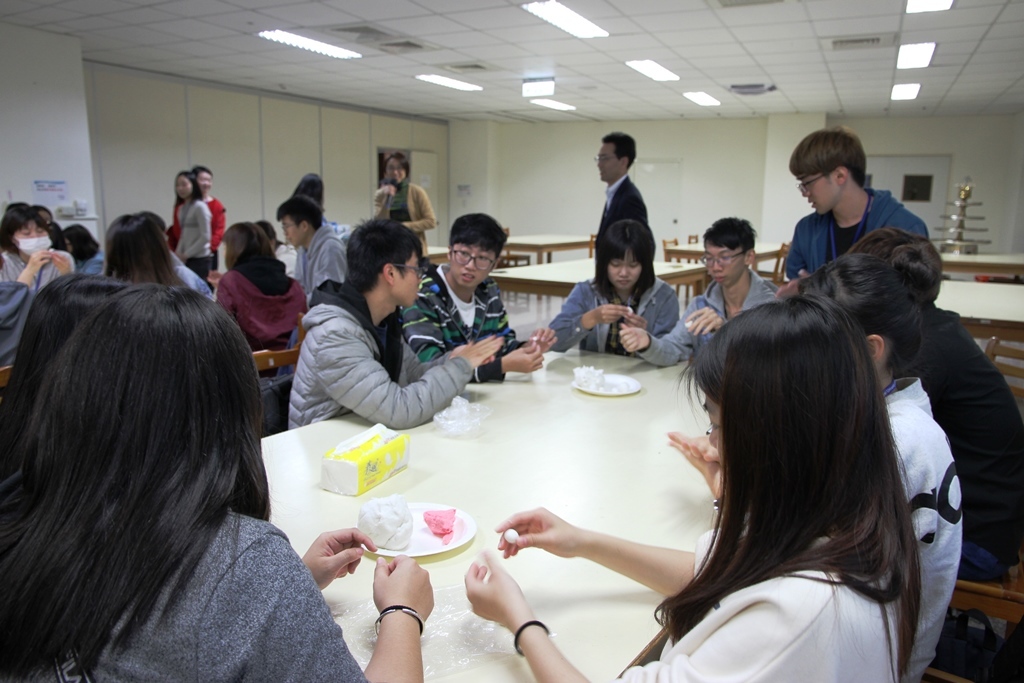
[985,337,1024,398]
[950,568,1024,629]
[0,365,11,390]
[687,234,699,245]
[922,669,971,682]
[662,237,679,261]
[588,234,597,258]
[757,242,791,286]
[253,348,300,372]
[497,227,530,268]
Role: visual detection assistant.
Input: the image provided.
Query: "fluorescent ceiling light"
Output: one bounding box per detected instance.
[415,74,483,91]
[522,78,555,97]
[891,83,921,100]
[906,0,953,13]
[626,60,680,82]
[897,42,936,69]
[258,30,361,59]
[683,91,721,107]
[521,1,608,39]
[531,98,576,111]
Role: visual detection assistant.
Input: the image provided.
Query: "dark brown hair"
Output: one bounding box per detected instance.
[104,213,184,287]
[848,227,943,304]
[669,296,920,680]
[789,125,867,187]
[222,222,273,270]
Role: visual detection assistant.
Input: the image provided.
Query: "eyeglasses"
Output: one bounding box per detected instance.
[700,249,747,267]
[450,248,496,270]
[796,174,826,194]
[391,263,428,279]
[594,154,620,163]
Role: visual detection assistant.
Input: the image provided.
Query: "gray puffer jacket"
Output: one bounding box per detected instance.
[288,281,472,430]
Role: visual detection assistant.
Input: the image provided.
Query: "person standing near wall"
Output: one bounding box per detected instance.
[374,152,436,250]
[595,132,648,248]
[192,165,226,270]
[174,171,213,282]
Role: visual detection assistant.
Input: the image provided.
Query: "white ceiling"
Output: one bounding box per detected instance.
[4,0,1023,122]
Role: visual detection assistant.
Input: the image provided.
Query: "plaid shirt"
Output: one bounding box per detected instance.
[400,263,519,382]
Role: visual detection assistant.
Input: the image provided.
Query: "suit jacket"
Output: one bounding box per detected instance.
[597,176,649,245]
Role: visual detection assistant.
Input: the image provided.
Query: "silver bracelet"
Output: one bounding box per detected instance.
[374,605,424,636]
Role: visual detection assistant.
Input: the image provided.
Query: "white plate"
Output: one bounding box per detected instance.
[571,374,642,397]
[372,503,477,558]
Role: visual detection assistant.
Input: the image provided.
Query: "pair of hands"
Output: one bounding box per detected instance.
[619,306,726,354]
[581,304,645,332]
[450,335,505,369]
[17,250,72,285]
[302,529,434,618]
[501,327,557,374]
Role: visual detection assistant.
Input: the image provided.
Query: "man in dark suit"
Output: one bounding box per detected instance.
[595,132,649,247]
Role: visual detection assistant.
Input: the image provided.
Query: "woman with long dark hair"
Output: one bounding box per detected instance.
[0,286,434,681]
[0,274,127,480]
[466,296,921,682]
[215,221,306,352]
[173,170,213,280]
[800,253,962,681]
[550,219,678,354]
[105,212,210,298]
[849,229,1024,581]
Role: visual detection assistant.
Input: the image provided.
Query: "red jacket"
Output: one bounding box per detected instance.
[206,196,226,251]
[216,264,306,352]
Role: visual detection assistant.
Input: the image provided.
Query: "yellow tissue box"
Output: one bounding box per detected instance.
[321,424,410,496]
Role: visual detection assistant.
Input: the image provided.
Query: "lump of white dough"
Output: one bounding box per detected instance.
[573,366,605,390]
[358,494,413,550]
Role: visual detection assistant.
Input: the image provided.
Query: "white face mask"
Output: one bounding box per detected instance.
[15,236,52,255]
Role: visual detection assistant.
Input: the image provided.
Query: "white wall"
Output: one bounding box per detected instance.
[760,113,827,243]
[0,23,96,232]
[83,63,449,245]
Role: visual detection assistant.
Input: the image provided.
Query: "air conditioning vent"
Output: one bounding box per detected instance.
[826,33,898,51]
[729,83,777,95]
[327,24,395,43]
[378,40,428,54]
[445,62,492,73]
[323,23,435,53]
[714,0,784,6]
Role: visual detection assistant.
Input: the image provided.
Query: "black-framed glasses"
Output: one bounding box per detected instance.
[390,263,428,278]
[450,248,496,270]
[796,174,826,194]
[700,249,747,267]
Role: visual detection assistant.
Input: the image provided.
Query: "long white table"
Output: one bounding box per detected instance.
[502,234,593,264]
[941,253,1024,278]
[262,350,711,682]
[490,259,707,298]
[935,280,1024,342]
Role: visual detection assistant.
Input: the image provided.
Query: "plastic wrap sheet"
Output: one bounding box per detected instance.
[432,396,493,438]
[333,584,519,678]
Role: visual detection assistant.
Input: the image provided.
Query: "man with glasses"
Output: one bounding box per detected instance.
[289,218,504,429]
[595,132,649,248]
[785,126,927,285]
[277,195,347,305]
[620,218,776,365]
[402,213,557,382]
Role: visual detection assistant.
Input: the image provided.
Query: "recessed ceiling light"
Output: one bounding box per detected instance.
[531,98,576,111]
[258,30,361,59]
[683,91,721,107]
[625,60,680,82]
[906,0,953,13]
[522,78,555,97]
[521,1,608,39]
[897,42,936,69]
[891,83,921,100]
[415,74,483,91]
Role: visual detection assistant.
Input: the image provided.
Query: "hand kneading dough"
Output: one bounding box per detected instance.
[358,494,414,549]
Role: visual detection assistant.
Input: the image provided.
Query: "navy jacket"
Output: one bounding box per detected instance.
[597,176,648,245]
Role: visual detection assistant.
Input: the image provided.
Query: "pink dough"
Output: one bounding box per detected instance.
[424,509,457,545]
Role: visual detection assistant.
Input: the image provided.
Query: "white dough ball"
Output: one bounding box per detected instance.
[358,494,413,550]
[503,528,520,544]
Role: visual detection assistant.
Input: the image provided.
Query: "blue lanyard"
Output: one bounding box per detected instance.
[883,379,897,397]
[829,195,873,261]
[33,267,43,293]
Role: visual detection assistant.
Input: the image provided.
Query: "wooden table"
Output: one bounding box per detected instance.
[262,350,710,682]
[935,280,1024,342]
[502,234,592,264]
[490,259,707,298]
[941,253,1024,278]
[425,245,449,265]
[664,241,784,264]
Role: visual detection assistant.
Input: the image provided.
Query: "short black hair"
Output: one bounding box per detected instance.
[602,132,637,167]
[449,213,506,256]
[703,217,756,252]
[291,173,324,206]
[276,195,322,230]
[594,219,655,300]
[191,165,212,177]
[61,224,100,261]
[347,219,423,293]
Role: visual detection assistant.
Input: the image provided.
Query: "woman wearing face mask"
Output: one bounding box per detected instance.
[0,206,74,290]
[373,152,437,249]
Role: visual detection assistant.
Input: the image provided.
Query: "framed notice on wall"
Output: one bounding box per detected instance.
[32,180,68,206]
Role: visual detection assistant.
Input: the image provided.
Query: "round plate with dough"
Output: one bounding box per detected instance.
[372,503,477,558]
[571,374,641,397]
